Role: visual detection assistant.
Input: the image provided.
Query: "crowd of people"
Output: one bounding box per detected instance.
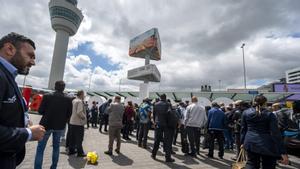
[62,92,298,168]
[0,32,299,169]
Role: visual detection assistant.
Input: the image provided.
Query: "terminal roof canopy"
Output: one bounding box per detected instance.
[87,91,295,102]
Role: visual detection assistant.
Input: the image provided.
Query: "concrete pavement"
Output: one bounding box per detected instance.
[17,114,300,169]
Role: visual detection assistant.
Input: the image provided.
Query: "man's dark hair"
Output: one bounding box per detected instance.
[108,99,112,103]
[240,101,250,110]
[0,32,35,49]
[54,80,65,92]
[160,93,166,100]
[212,102,219,108]
[253,95,267,107]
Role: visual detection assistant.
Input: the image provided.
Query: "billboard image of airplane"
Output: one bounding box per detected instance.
[129,28,161,60]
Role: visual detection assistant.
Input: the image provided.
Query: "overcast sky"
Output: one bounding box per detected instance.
[1,0,299,92]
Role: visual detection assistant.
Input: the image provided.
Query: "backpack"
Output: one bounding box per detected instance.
[166,107,179,128]
[139,103,150,123]
[176,107,183,120]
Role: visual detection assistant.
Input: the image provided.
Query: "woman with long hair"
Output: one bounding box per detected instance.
[241,95,289,168]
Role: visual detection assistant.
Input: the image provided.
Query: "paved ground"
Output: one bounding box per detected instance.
[17,114,300,169]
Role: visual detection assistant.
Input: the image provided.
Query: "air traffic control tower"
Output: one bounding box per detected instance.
[127,28,161,99]
[48,0,83,89]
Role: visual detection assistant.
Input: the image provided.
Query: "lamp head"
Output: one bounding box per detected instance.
[241,43,245,48]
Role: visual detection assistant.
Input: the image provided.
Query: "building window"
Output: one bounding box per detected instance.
[288,70,300,76]
[289,74,300,79]
[290,78,300,82]
[66,0,78,6]
[50,6,81,27]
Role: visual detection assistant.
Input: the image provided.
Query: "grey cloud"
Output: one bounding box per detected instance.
[182,0,291,57]
[2,0,300,91]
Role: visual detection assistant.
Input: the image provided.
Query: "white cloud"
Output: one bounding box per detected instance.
[68,54,92,67]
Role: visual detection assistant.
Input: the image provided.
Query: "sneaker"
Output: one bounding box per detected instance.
[142,145,149,149]
[104,151,113,156]
[165,158,175,162]
[151,154,156,160]
[115,149,120,154]
[206,154,214,158]
[188,153,196,157]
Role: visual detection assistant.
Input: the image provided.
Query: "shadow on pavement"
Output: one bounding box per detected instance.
[109,152,134,166]
[182,157,199,165]
[155,158,193,169]
[196,154,231,169]
[67,155,87,169]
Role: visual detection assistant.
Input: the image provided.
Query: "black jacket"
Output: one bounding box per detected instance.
[39,92,72,130]
[153,100,171,127]
[241,108,286,157]
[274,108,290,132]
[232,108,242,133]
[0,62,28,166]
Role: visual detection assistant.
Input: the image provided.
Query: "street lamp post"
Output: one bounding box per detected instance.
[241,43,247,89]
[119,79,122,92]
[88,71,93,90]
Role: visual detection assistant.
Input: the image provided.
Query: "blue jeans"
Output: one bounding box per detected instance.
[224,129,233,149]
[34,130,63,169]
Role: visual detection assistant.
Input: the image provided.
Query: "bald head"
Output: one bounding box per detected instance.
[191,96,198,103]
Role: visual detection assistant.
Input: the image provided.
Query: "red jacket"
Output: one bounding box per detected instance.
[124,106,135,121]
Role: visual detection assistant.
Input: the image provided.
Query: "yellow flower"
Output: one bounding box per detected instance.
[86,151,98,164]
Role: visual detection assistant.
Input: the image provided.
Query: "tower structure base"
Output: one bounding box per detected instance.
[139,83,149,100]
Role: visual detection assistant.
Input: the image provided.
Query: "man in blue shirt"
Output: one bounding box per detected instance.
[138,98,152,148]
[207,102,226,159]
[0,32,45,169]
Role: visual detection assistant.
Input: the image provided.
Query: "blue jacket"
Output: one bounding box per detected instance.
[207,107,226,131]
[241,108,286,158]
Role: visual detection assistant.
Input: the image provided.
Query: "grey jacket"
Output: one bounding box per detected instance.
[69,97,86,126]
[184,103,207,128]
[108,102,125,127]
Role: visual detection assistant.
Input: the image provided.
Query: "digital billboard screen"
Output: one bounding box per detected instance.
[129,28,161,60]
[273,83,300,100]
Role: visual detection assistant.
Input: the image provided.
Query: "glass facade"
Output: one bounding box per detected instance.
[50,6,81,27]
[66,0,77,6]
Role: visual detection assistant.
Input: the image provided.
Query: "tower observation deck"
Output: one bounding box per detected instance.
[48,0,83,89]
